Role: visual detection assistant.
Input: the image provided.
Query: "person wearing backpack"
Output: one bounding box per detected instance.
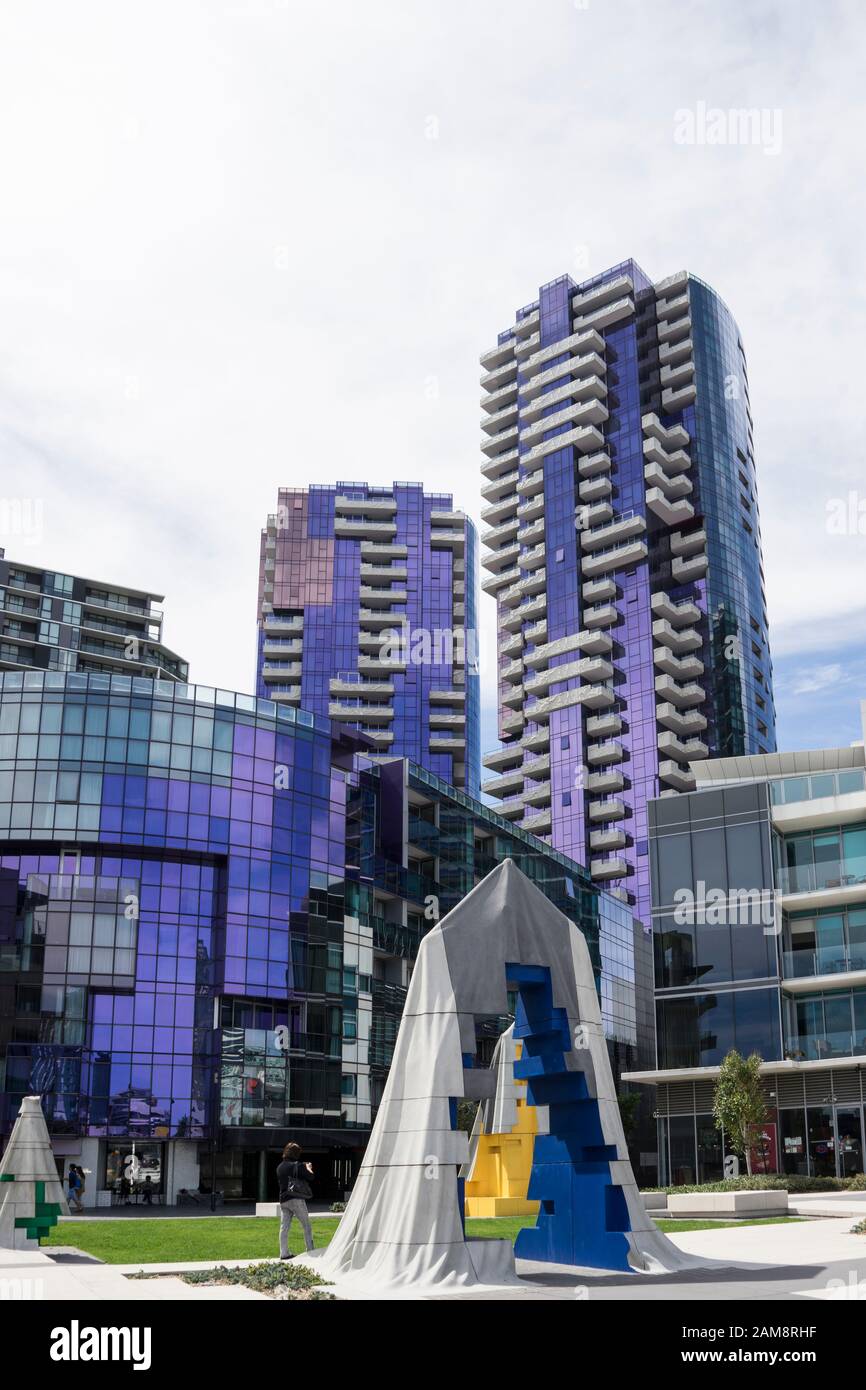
[277,1142,315,1259]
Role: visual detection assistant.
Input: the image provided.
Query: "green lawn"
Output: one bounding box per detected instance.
[43,1213,801,1265]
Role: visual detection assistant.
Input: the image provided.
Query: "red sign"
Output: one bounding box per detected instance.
[750,1121,778,1174]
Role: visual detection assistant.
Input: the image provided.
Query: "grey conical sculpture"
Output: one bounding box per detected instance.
[0,1095,69,1250]
[299,859,698,1292]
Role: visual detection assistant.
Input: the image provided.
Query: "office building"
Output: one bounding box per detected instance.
[624,704,866,1183]
[0,668,649,1202]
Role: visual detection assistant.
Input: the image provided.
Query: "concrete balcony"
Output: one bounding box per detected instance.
[513,331,541,361]
[659,759,696,792]
[528,683,615,722]
[480,448,519,482]
[670,527,707,557]
[481,473,520,510]
[586,711,622,738]
[270,686,302,704]
[360,541,408,561]
[498,794,526,822]
[431,525,466,551]
[523,780,552,807]
[481,516,520,550]
[522,753,550,778]
[518,542,546,573]
[329,677,394,697]
[334,517,397,540]
[360,563,408,582]
[481,767,525,799]
[655,702,708,736]
[261,643,302,663]
[651,591,701,626]
[573,274,633,315]
[658,336,693,366]
[580,513,646,553]
[581,540,648,578]
[644,462,692,497]
[483,744,523,773]
[656,289,689,318]
[660,359,695,390]
[429,710,467,728]
[520,727,550,753]
[480,338,516,372]
[516,492,545,523]
[645,489,695,527]
[671,552,709,582]
[577,450,611,478]
[661,315,695,347]
[657,730,709,762]
[429,688,466,705]
[363,729,396,747]
[480,423,519,459]
[641,413,689,451]
[260,663,302,683]
[520,350,607,403]
[358,608,406,631]
[501,593,547,631]
[481,493,519,528]
[516,467,545,498]
[519,373,606,426]
[524,654,613,696]
[522,423,605,468]
[590,828,627,852]
[588,797,626,822]
[481,563,520,595]
[358,585,408,607]
[480,379,519,414]
[500,656,524,681]
[481,399,519,435]
[586,739,624,766]
[523,617,548,642]
[586,768,625,794]
[582,575,617,603]
[652,619,701,653]
[579,474,612,503]
[329,702,394,723]
[654,674,705,708]
[590,856,629,881]
[500,631,523,657]
[429,735,465,753]
[501,683,525,710]
[518,517,545,545]
[577,500,614,533]
[358,652,407,676]
[521,327,604,380]
[522,808,552,834]
[335,496,397,515]
[480,356,518,392]
[642,437,691,474]
[574,295,634,333]
[515,308,540,337]
[662,382,697,412]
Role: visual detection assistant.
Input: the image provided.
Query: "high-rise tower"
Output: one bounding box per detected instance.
[257,482,480,794]
[480,261,775,923]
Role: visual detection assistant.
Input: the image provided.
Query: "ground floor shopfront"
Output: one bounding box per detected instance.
[623,1059,866,1186]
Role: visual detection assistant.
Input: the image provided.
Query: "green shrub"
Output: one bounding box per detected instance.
[330,1201,346,1213]
[853,1217,866,1235]
[182,1262,334,1298]
[642,1174,865,1195]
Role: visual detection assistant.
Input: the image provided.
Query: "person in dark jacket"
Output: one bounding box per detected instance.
[276,1142,315,1259]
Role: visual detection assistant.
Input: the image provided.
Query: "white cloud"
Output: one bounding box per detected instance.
[0,0,863,730]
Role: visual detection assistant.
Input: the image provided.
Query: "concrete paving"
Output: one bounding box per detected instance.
[2,1213,864,1302]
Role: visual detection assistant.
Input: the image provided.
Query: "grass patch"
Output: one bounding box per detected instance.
[45,1212,802,1265]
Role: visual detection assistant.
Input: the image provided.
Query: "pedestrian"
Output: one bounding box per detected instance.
[66,1164,83,1213]
[277,1142,315,1260]
[76,1166,88,1209]
[142,1174,153,1205]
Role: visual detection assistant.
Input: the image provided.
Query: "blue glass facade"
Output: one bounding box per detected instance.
[257,482,479,795]
[481,262,776,931]
[0,668,645,1200]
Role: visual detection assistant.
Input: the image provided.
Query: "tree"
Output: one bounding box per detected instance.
[712,1049,768,1177]
[617,1089,642,1146]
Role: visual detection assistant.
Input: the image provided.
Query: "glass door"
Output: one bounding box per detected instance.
[807,1107,836,1177]
[836,1107,864,1178]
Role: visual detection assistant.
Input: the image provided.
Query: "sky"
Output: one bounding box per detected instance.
[0,0,864,758]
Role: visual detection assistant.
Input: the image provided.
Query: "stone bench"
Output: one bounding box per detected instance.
[667,1190,788,1219]
[642,1191,669,1213]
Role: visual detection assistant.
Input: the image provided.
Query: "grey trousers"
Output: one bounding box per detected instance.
[280,1198,314,1256]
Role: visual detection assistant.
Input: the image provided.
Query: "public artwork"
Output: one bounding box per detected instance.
[0,1095,68,1250]
[299,859,695,1291]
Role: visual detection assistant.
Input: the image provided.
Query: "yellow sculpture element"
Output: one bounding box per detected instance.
[464,1041,539,1218]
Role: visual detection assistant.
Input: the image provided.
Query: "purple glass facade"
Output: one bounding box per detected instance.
[481,261,776,929]
[257,482,480,795]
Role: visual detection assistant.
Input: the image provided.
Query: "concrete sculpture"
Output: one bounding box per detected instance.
[300,860,694,1291]
[0,1095,68,1250]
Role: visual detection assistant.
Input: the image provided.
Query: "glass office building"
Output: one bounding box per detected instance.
[479,262,775,928]
[0,668,648,1202]
[624,705,866,1184]
[256,482,480,796]
[0,552,188,683]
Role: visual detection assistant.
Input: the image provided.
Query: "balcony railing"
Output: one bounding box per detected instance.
[778,860,866,896]
[783,948,866,979]
[783,1030,864,1063]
